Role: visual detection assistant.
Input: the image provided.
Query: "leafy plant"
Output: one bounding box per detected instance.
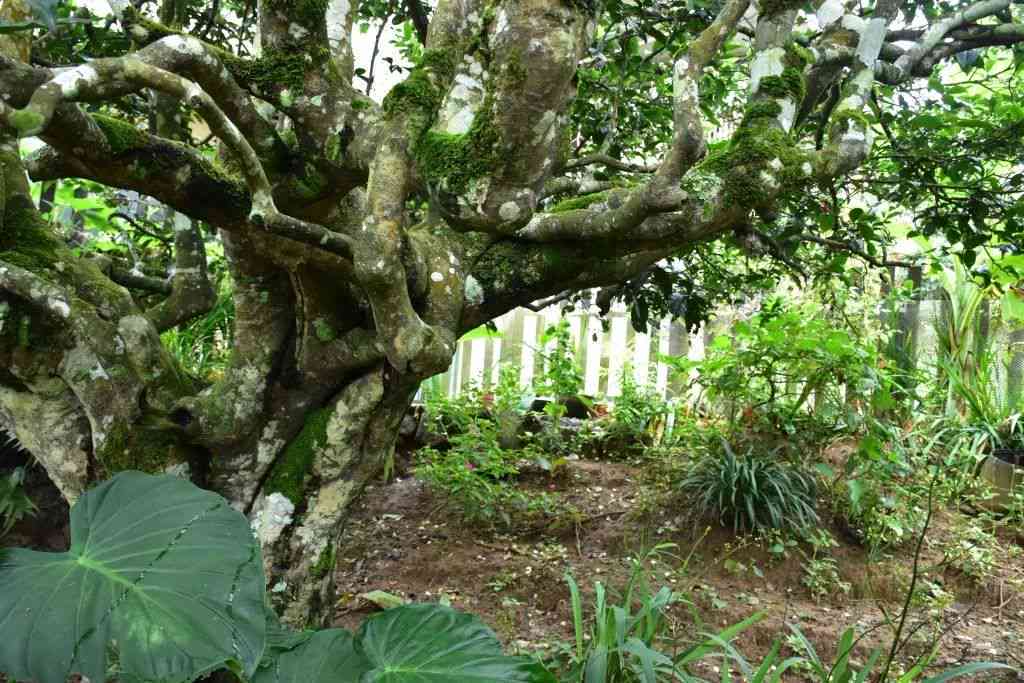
[0,465,36,537]
[415,416,565,528]
[255,603,552,682]
[535,320,584,399]
[0,472,556,683]
[677,439,819,533]
[780,624,1014,683]
[552,544,763,682]
[668,298,878,435]
[800,530,850,602]
[0,472,266,683]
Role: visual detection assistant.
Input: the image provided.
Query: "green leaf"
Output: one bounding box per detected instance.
[0,472,266,683]
[921,662,1017,683]
[253,629,371,683]
[359,589,408,610]
[358,603,554,681]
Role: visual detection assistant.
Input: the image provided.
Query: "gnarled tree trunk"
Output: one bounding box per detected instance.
[1,0,1010,628]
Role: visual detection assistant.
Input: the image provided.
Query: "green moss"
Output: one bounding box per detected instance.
[310,544,336,579]
[264,407,333,505]
[98,418,189,475]
[9,110,44,136]
[757,67,805,102]
[93,114,148,155]
[785,41,814,69]
[549,190,611,213]
[381,48,459,119]
[221,47,326,94]
[740,100,783,128]
[415,103,501,195]
[829,109,872,138]
[268,0,329,31]
[351,98,371,111]
[758,0,804,18]
[696,121,811,214]
[17,315,29,348]
[313,318,336,342]
[0,196,62,273]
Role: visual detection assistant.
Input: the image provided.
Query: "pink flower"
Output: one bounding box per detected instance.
[465,461,476,471]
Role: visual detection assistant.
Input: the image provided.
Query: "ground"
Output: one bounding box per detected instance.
[2,441,1023,680]
[330,453,1024,680]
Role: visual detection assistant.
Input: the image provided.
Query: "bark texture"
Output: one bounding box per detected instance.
[0,0,1020,625]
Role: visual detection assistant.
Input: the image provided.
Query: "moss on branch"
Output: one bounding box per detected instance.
[264,407,333,505]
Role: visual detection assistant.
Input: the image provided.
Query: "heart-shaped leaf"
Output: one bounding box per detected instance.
[358,603,555,681]
[0,472,266,683]
[258,604,554,682]
[254,629,371,683]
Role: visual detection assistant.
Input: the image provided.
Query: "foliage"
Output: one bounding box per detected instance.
[0,466,35,537]
[938,515,1003,583]
[676,438,819,534]
[607,370,672,448]
[669,298,882,437]
[0,472,556,683]
[776,625,1014,683]
[161,277,235,381]
[830,422,933,553]
[255,603,553,682]
[535,320,584,399]
[550,544,763,682]
[417,393,567,528]
[799,529,851,602]
[0,472,266,683]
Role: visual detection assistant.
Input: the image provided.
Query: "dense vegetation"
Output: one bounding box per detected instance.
[0,0,1023,678]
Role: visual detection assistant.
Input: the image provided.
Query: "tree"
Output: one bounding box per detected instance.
[0,0,1022,624]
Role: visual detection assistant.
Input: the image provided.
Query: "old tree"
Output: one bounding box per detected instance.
[0,0,1022,623]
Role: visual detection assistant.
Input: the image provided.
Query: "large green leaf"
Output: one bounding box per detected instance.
[258,604,553,682]
[358,604,554,682]
[254,629,371,683]
[0,472,266,683]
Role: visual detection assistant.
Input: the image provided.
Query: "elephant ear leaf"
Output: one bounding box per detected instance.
[256,604,554,682]
[0,471,266,683]
[358,603,556,682]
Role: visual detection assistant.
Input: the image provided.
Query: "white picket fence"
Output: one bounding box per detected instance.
[419,303,707,403]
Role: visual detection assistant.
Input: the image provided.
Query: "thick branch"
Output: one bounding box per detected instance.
[147,216,217,331]
[659,0,751,179]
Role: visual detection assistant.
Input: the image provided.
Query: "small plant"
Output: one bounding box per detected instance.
[0,466,36,537]
[415,408,571,528]
[551,544,762,682]
[677,439,819,534]
[535,320,584,399]
[799,530,850,602]
[939,515,1003,582]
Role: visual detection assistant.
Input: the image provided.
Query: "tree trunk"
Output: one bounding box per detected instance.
[249,367,418,627]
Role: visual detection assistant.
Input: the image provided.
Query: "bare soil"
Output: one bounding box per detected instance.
[331,455,1024,680]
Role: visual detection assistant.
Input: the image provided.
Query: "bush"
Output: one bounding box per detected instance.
[677,439,819,533]
[415,411,567,528]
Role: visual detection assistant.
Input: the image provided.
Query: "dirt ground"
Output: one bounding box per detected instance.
[3,443,1022,681]
[331,455,1024,681]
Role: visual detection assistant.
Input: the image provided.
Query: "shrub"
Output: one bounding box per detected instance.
[415,417,566,528]
[677,439,819,533]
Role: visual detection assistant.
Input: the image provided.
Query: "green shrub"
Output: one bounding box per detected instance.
[415,417,565,528]
[677,439,819,533]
